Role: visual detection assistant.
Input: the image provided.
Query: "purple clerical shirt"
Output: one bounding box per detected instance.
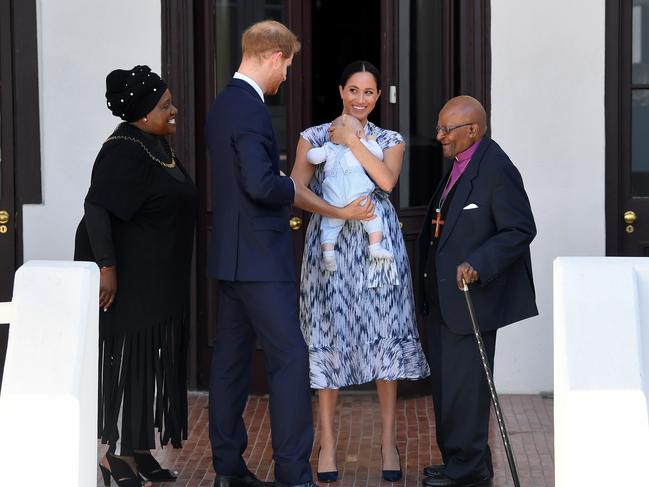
[442,138,482,199]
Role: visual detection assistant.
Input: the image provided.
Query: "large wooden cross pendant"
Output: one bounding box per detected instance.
[432,209,445,239]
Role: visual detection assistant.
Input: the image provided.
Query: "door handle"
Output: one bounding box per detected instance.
[289,216,302,231]
[389,85,397,104]
[0,210,8,234]
[624,210,637,234]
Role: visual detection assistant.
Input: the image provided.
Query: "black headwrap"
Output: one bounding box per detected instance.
[105,65,167,122]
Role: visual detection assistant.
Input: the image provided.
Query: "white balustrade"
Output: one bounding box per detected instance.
[554,257,649,486]
[0,261,98,487]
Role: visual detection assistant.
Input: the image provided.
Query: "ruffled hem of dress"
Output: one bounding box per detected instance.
[98,310,189,450]
[308,336,431,390]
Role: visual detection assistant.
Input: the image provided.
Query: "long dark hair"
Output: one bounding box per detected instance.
[339,60,380,89]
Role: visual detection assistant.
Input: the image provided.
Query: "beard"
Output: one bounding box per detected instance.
[267,75,285,96]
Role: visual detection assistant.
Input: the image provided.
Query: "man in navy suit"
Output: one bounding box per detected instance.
[418,96,537,487]
[205,21,315,487]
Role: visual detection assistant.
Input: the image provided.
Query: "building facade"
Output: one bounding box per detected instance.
[2,0,639,394]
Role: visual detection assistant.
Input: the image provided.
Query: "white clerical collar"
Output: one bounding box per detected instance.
[233,72,265,102]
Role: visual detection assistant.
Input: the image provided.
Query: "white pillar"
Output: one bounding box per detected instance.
[554,257,649,486]
[0,261,98,487]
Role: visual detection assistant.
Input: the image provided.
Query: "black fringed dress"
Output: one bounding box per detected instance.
[74,122,197,453]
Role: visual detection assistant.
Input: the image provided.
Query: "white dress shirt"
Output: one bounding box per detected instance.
[233,72,265,102]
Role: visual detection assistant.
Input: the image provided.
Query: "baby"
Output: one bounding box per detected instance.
[307,114,393,272]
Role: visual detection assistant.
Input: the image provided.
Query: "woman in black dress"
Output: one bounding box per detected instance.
[74,65,197,487]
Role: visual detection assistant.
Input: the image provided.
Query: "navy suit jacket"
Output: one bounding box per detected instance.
[206,78,296,282]
[417,138,538,334]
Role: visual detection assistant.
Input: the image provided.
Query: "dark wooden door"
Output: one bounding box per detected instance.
[381,0,450,396]
[308,0,492,396]
[0,0,16,391]
[308,0,490,396]
[194,0,308,391]
[0,0,40,393]
[607,0,649,255]
[192,0,491,393]
[308,0,446,396]
[387,1,491,396]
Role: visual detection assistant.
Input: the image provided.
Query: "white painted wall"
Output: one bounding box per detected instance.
[491,0,606,392]
[23,0,161,261]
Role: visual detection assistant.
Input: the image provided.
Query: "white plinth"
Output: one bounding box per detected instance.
[554,257,649,486]
[0,261,99,487]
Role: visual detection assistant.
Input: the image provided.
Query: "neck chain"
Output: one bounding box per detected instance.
[430,170,456,239]
[104,135,176,168]
[436,168,456,212]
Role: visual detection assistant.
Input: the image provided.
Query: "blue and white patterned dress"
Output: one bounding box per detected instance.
[299,121,430,389]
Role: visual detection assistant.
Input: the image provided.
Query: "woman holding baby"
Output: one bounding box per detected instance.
[291,60,429,482]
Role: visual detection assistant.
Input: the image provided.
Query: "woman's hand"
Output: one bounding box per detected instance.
[328,116,358,146]
[331,119,404,193]
[340,195,375,221]
[99,266,117,312]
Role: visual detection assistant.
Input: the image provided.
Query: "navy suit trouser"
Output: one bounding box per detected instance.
[425,307,496,482]
[208,280,314,485]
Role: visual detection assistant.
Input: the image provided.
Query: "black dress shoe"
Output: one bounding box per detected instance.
[422,472,492,487]
[381,445,402,482]
[213,472,273,487]
[423,464,446,478]
[134,451,178,482]
[316,446,338,483]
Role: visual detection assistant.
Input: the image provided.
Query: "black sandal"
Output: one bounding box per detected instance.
[134,451,178,482]
[99,453,145,487]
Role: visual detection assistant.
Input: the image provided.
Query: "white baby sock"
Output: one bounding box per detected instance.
[323,250,337,271]
[368,243,394,260]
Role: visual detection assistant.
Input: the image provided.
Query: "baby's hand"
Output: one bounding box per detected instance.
[366,135,377,142]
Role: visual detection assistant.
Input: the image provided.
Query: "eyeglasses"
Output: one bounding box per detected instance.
[435,123,473,136]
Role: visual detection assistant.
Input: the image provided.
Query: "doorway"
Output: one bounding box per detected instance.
[0,0,16,391]
[311,0,381,126]
[183,0,491,395]
[607,0,649,255]
[0,0,41,392]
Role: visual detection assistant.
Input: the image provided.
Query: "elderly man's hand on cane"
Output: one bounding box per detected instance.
[456,261,479,290]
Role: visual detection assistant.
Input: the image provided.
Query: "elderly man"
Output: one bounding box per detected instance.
[417,96,537,487]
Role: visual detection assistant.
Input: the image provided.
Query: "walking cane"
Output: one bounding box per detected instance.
[461,278,521,487]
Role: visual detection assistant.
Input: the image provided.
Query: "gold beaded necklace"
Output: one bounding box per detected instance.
[104,135,176,168]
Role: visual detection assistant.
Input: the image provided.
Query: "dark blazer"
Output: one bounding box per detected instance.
[206,78,295,282]
[417,137,538,334]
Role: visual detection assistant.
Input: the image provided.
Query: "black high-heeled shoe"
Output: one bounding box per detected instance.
[316,446,338,483]
[99,453,145,487]
[134,451,178,482]
[381,445,402,482]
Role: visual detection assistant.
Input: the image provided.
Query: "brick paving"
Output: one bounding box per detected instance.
[97,391,554,487]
